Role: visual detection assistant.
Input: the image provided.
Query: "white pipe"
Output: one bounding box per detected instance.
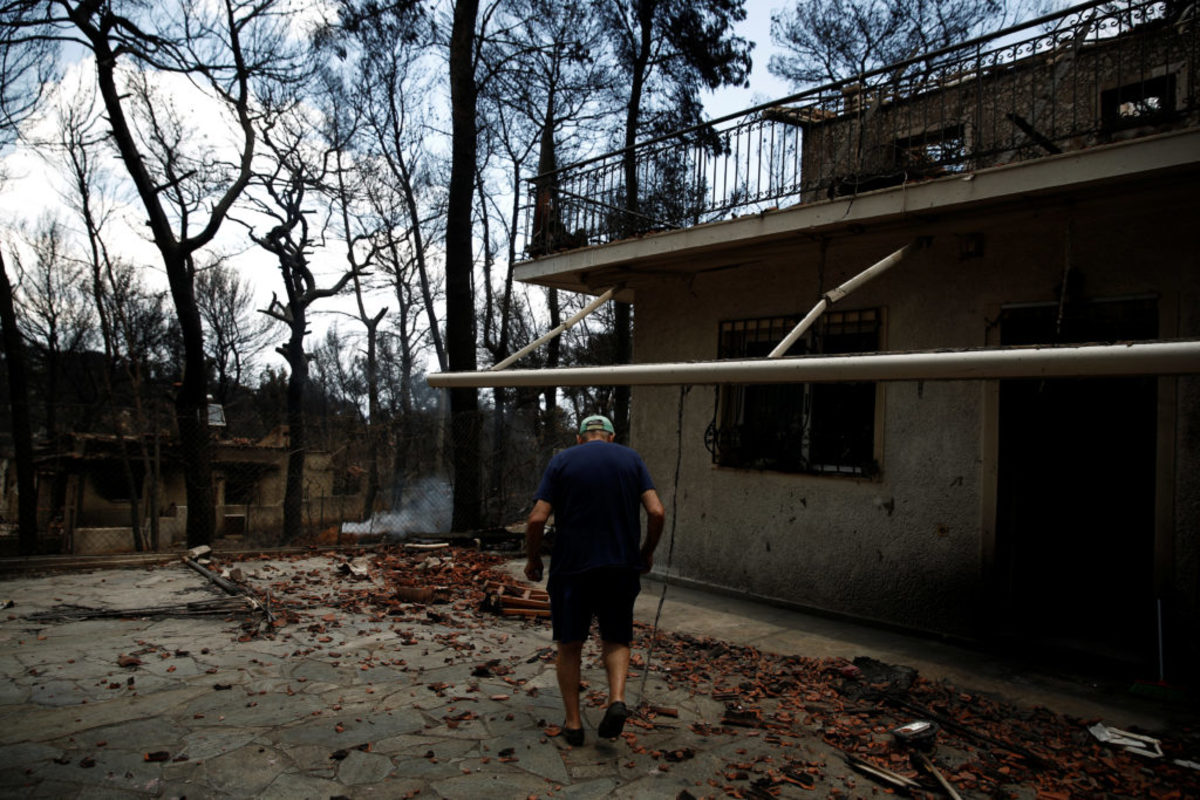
[768,240,918,358]
[768,299,827,358]
[827,240,918,303]
[490,286,618,371]
[428,340,1200,388]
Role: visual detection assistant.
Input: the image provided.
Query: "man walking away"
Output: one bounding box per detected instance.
[525,414,665,746]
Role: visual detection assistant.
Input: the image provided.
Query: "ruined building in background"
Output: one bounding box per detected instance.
[7,426,361,554]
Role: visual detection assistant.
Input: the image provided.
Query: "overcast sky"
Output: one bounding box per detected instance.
[710,2,794,117]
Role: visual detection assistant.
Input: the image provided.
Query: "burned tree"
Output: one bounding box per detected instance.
[0,0,306,546]
[769,0,1012,86]
[599,0,753,440]
[248,121,364,543]
[0,1,58,554]
[445,0,482,531]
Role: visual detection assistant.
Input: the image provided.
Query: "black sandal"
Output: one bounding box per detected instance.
[597,701,629,739]
[563,726,584,746]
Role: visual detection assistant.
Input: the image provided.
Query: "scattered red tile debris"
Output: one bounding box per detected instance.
[207,546,1200,799]
[633,628,1200,799]
[481,580,551,617]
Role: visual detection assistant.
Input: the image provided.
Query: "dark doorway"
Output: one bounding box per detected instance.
[995,297,1157,672]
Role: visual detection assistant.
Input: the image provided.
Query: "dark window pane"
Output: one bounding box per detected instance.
[716,310,880,475]
[1101,75,1176,129]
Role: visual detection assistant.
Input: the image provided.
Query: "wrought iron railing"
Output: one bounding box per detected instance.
[521,0,1197,258]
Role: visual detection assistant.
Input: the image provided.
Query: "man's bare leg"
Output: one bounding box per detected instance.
[601,641,630,705]
[598,641,632,738]
[556,641,584,730]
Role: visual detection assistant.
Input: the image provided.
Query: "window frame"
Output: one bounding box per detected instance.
[1100,72,1179,130]
[713,308,884,477]
[893,123,969,175]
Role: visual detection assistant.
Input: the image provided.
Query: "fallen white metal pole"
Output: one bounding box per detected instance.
[428,340,1200,388]
[769,240,919,358]
[490,286,618,371]
[768,298,827,358]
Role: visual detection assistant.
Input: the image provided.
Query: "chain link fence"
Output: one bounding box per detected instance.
[0,397,580,557]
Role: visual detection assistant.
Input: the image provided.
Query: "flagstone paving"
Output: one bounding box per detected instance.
[0,555,777,799]
[0,550,1195,799]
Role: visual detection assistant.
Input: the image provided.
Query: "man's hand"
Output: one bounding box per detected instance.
[524,557,544,582]
[525,500,551,583]
[639,490,664,575]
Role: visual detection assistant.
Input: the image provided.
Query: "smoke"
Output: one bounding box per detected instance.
[341,477,452,537]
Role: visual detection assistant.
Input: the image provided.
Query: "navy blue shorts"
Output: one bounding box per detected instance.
[548,567,641,644]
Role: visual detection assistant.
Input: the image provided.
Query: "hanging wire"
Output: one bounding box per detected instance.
[637,384,691,712]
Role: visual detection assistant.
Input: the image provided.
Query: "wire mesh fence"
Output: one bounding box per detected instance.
[0,398,578,556]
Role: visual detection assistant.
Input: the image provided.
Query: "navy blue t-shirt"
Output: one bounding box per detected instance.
[534,441,655,578]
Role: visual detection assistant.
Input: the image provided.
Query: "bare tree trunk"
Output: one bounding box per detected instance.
[331,129,387,524]
[447,0,481,533]
[384,87,447,373]
[78,14,252,548]
[149,401,161,550]
[165,254,215,547]
[613,302,631,443]
[43,345,58,441]
[259,244,358,544]
[388,239,416,510]
[613,3,654,445]
[478,171,505,514]
[544,288,561,415]
[392,343,413,515]
[362,323,381,520]
[0,252,38,554]
[396,151,447,372]
[387,239,416,415]
[283,309,307,543]
[500,162,520,362]
[65,121,153,552]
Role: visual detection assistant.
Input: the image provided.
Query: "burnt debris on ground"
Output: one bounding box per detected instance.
[0,545,1195,799]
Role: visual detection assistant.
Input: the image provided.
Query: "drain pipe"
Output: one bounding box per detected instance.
[429,340,1200,388]
[769,239,922,358]
[490,285,619,371]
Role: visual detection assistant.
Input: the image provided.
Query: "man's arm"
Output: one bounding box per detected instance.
[524,499,552,582]
[639,489,665,573]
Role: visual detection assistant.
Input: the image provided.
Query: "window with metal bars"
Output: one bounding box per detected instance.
[713,310,881,475]
[894,124,968,175]
[1101,73,1177,129]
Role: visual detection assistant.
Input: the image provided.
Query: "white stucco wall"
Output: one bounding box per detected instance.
[629,179,1199,640]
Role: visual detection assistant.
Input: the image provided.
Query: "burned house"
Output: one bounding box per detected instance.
[19,427,361,554]
[483,0,1200,677]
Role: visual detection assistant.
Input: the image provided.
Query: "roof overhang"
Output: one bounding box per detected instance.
[513,128,1200,299]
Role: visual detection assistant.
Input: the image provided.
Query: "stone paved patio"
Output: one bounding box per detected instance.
[0,555,831,799]
[0,550,1196,799]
